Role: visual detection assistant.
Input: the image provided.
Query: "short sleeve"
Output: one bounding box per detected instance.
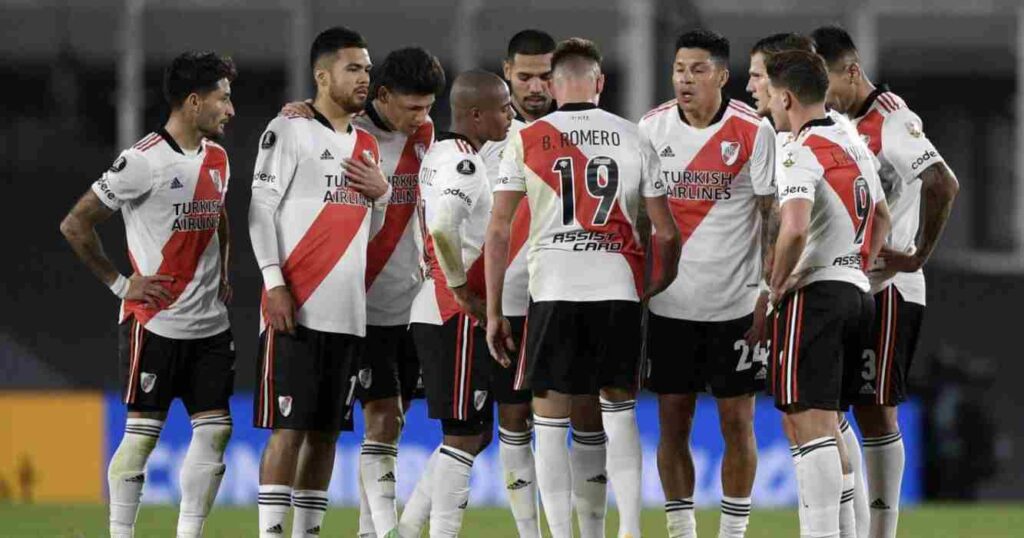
[748,118,778,196]
[777,147,819,205]
[494,130,526,193]
[91,149,153,210]
[252,117,300,196]
[639,134,666,197]
[881,107,944,184]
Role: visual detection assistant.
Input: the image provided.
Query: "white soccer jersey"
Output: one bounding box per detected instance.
[854,87,944,305]
[249,109,385,336]
[481,117,531,317]
[92,129,230,340]
[496,103,666,303]
[777,117,884,292]
[355,104,434,326]
[639,97,775,321]
[410,133,491,325]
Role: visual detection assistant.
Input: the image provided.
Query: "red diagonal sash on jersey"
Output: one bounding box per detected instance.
[424,233,487,323]
[365,122,433,288]
[651,114,754,280]
[123,146,227,326]
[856,110,883,156]
[261,131,379,317]
[806,134,875,264]
[507,202,531,264]
[521,121,645,295]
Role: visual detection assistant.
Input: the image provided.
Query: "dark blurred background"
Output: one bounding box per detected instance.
[1,0,1021,501]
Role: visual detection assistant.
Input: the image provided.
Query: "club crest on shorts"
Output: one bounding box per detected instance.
[720,141,741,166]
[473,390,488,411]
[415,142,427,161]
[140,372,157,393]
[278,395,293,417]
[358,368,373,389]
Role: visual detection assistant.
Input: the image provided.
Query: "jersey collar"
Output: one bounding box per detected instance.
[513,100,557,122]
[157,127,188,155]
[795,116,835,137]
[364,99,392,132]
[437,131,478,152]
[310,105,354,134]
[852,83,890,119]
[677,92,729,126]
[558,102,598,112]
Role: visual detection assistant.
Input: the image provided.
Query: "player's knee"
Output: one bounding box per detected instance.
[304,430,340,448]
[189,414,232,461]
[364,405,402,443]
[497,403,531,432]
[109,432,160,481]
[598,386,635,403]
[478,428,494,453]
[853,404,899,437]
[441,419,485,454]
[717,401,755,444]
[268,428,306,454]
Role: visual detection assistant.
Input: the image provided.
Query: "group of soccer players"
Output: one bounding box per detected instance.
[60,19,958,538]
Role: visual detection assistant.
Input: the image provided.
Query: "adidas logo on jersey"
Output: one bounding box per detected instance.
[587,474,608,484]
[378,471,396,483]
[660,146,675,158]
[265,523,284,534]
[871,498,890,510]
[507,478,532,491]
[320,149,334,160]
[860,383,876,395]
[170,177,183,189]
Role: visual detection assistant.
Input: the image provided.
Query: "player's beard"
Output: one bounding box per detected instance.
[520,93,551,116]
[331,85,367,115]
[198,112,226,141]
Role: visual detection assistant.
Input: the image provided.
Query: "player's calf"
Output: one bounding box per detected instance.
[498,402,540,538]
[108,416,164,538]
[430,422,484,537]
[177,412,231,538]
[854,404,904,538]
[599,388,642,538]
[717,396,757,538]
[360,397,403,537]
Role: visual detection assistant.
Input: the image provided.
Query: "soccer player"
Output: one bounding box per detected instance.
[639,29,776,538]
[812,25,960,538]
[486,38,681,538]
[60,51,237,538]
[405,70,514,537]
[764,50,891,538]
[249,27,390,538]
[748,32,873,537]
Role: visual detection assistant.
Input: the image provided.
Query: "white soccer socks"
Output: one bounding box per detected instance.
[108,418,163,538]
[291,489,329,538]
[600,398,643,538]
[430,446,475,537]
[863,431,904,538]
[358,475,376,538]
[176,414,231,538]
[361,441,399,536]
[257,484,292,537]
[839,474,857,538]
[499,427,541,538]
[795,436,843,538]
[839,417,869,538]
[665,498,696,538]
[571,429,608,538]
[719,495,752,538]
[534,415,573,538]
[397,446,438,538]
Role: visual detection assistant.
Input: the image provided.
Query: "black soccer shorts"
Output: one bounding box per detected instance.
[119,317,234,415]
[354,324,423,404]
[411,314,495,427]
[254,325,362,432]
[847,283,923,407]
[646,313,767,398]
[492,316,532,404]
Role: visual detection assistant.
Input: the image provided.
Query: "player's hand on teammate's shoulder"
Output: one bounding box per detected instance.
[745,292,770,345]
[878,245,924,273]
[342,152,390,201]
[265,285,297,335]
[279,100,314,119]
[485,316,515,369]
[125,273,174,309]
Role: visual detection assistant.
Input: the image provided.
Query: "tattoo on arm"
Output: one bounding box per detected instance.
[915,162,959,263]
[757,195,780,281]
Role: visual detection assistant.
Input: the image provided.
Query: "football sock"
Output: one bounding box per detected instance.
[429,446,475,537]
[357,472,376,538]
[291,489,328,538]
[499,427,540,538]
[665,498,696,538]
[397,446,438,538]
[839,417,869,538]
[719,495,752,538]
[863,432,904,538]
[795,436,842,538]
[176,414,231,538]
[109,418,163,538]
[571,429,608,538]
[257,484,292,538]
[840,474,856,538]
[600,398,643,538]
[534,415,573,538]
[361,441,399,536]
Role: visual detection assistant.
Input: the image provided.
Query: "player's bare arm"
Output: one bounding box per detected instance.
[60,190,174,309]
[642,194,681,300]
[747,194,779,343]
[217,206,232,304]
[341,152,390,200]
[769,198,812,305]
[484,190,523,367]
[867,197,892,271]
[880,161,959,272]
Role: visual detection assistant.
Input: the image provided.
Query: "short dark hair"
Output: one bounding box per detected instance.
[506,29,556,59]
[675,28,729,65]
[372,47,446,97]
[751,33,815,58]
[310,26,367,69]
[810,25,858,69]
[766,50,829,105]
[551,37,602,70]
[163,51,237,109]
